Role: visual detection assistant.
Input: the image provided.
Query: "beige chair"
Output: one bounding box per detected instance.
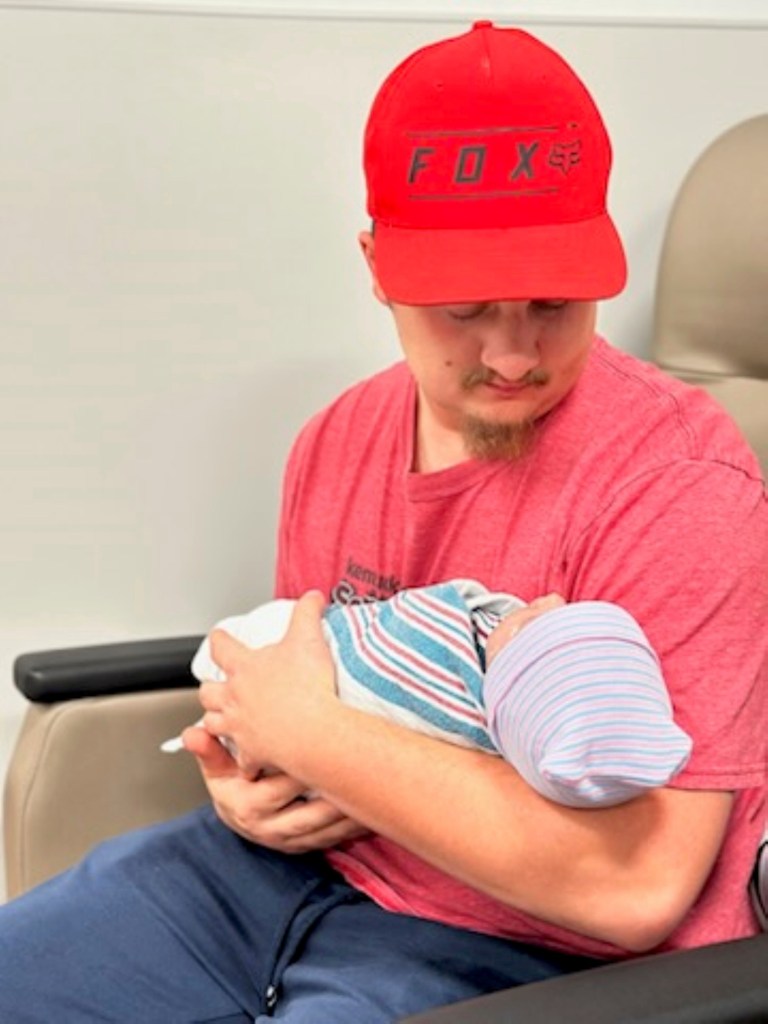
[4,115,768,1021]
[4,639,208,898]
[651,113,768,472]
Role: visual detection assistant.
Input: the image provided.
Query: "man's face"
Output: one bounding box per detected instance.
[359,230,598,463]
[389,297,597,460]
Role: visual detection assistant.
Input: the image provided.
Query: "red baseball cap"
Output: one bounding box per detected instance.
[363,21,627,304]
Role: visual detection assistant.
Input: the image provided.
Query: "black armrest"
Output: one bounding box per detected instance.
[400,933,768,1023]
[14,636,204,703]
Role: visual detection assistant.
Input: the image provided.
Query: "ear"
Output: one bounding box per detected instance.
[358,230,389,306]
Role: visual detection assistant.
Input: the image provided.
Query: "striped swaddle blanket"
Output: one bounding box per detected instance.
[185,579,692,807]
[323,579,523,753]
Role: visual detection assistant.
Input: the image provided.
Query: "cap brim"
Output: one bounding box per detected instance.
[373,214,627,304]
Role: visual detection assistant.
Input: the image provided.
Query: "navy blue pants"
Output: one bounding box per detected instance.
[0,806,600,1023]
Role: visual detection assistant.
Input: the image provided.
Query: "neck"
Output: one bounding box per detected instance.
[413,400,469,473]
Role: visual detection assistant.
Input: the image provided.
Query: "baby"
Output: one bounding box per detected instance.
[165,579,692,808]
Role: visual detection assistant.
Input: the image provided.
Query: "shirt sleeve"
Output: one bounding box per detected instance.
[558,458,768,790]
[272,424,309,599]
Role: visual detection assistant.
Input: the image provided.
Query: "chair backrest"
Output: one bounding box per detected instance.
[651,114,768,474]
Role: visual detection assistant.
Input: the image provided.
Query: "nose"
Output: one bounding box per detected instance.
[479,303,541,381]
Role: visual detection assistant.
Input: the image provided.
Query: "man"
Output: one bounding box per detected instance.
[0,21,765,1024]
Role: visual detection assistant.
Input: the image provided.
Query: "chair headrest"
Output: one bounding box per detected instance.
[652,115,768,472]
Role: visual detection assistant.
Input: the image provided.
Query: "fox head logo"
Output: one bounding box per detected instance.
[548,140,582,175]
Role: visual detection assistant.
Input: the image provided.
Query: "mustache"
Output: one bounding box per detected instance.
[461,366,550,390]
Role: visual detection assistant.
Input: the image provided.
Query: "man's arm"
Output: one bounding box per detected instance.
[199,593,734,954]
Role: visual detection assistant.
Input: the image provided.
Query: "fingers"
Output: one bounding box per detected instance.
[208,590,327,678]
[189,744,368,854]
[206,770,366,852]
[198,681,222,719]
[504,593,565,634]
[254,796,369,854]
[208,627,251,679]
[486,593,567,663]
[278,817,371,854]
[183,725,237,777]
[251,770,313,811]
[198,679,230,729]
[197,681,230,746]
[528,592,566,612]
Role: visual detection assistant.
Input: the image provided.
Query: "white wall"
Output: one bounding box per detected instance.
[1,8,767,896]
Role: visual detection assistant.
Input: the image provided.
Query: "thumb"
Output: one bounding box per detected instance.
[284,590,328,646]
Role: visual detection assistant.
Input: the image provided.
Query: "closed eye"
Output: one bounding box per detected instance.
[445,303,488,321]
[531,299,568,314]
[445,300,569,322]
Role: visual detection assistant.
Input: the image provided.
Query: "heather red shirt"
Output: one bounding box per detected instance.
[275,335,767,959]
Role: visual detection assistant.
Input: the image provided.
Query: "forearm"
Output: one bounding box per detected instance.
[272,699,726,951]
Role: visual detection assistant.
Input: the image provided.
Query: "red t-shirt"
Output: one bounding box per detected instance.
[275,336,767,959]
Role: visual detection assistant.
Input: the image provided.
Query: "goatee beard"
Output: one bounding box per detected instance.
[460,415,536,461]
[459,366,547,461]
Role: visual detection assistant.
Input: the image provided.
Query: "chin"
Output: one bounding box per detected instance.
[460,414,537,462]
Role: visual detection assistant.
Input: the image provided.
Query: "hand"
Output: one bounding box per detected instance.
[188,591,370,851]
[199,590,337,774]
[485,593,566,664]
[184,726,370,852]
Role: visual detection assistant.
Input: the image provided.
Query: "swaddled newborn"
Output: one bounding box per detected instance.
[165,579,692,807]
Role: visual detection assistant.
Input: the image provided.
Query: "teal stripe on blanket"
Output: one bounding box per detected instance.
[324,583,496,752]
